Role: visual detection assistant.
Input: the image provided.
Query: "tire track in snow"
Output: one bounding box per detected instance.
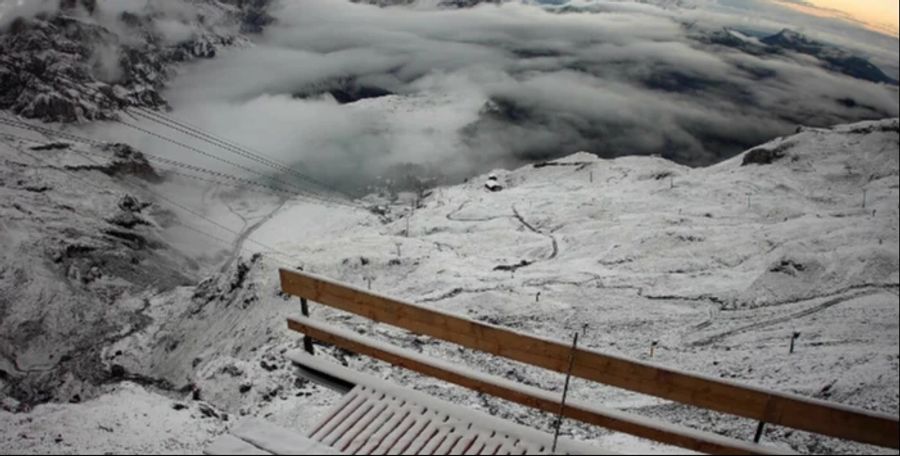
[221,198,289,273]
[445,200,509,222]
[689,286,895,347]
[511,205,558,260]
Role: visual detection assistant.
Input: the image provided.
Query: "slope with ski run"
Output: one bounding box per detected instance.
[247,118,899,454]
[1,118,897,455]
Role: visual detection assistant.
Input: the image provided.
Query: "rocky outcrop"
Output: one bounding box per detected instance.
[0,137,200,406]
[0,1,271,123]
[741,141,793,166]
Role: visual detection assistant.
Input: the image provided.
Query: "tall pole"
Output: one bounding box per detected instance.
[552,333,579,454]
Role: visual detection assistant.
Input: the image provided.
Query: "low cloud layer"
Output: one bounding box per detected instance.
[91,0,899,193]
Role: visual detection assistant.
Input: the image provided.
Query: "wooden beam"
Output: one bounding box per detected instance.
[280,268,900,449]
[287,316,783,455]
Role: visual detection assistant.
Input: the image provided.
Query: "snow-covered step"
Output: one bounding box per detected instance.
[205,418,343,455]
[290,351,610,455]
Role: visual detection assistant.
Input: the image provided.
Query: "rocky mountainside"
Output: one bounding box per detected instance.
[0,0,272,123]
[703,27,898,86]
[0,0,279,409]
[760,29,898,86]
[0,131,218,405]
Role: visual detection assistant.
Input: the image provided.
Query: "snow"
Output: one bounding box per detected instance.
[289,351,613,455]
[241,118,897,454]
[227,418,342,455]
[1,118,898,454]
[0,382,226,455]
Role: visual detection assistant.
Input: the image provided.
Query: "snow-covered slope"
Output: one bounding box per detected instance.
[3,118,892,454]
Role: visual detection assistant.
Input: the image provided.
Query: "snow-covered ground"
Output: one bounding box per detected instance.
[1,118,898,454]
[1,382,225,455]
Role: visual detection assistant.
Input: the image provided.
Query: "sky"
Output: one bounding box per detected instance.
[775,0,900,36]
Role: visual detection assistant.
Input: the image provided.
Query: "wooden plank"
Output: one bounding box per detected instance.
[403,412,447,455]
[286,351,643,455]
[204,434,272,455]
[231,418,344,455]
[342,396,396,454]
[288,316,781,455]
[281,268,900,449]
[311,389,366,442]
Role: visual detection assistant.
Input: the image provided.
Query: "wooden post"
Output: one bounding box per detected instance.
[301,298,314,355]
[536,291,541,303]
[789,332,800,354]
[650,340,659,358]
[754,421,766,443]
[406,199,414,237]
[553,333,579,454]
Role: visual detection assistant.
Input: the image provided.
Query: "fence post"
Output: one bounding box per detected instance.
[301,297,314,355]
[753,421,766,443]
[552,333,579,454]
[789,331,800,354]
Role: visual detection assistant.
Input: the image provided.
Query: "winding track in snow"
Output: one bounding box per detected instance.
[511,204,559,260]
[690,283,899,347]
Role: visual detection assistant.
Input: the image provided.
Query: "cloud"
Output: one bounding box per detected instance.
[85,0,898,194]
[0,0,58,29]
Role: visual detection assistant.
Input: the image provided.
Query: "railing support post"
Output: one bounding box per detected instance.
[754,421,766,443]
[552,333,579,454]
[301,297,314,355]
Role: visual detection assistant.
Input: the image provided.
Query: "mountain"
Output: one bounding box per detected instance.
[0,1,271,123]
[759,29,898,85]
[0,2,897,453]
[351,0,502,7]
[1,115,897,454]
[702,28,898,86]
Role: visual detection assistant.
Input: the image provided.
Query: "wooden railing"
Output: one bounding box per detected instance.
[280,268,900,453]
